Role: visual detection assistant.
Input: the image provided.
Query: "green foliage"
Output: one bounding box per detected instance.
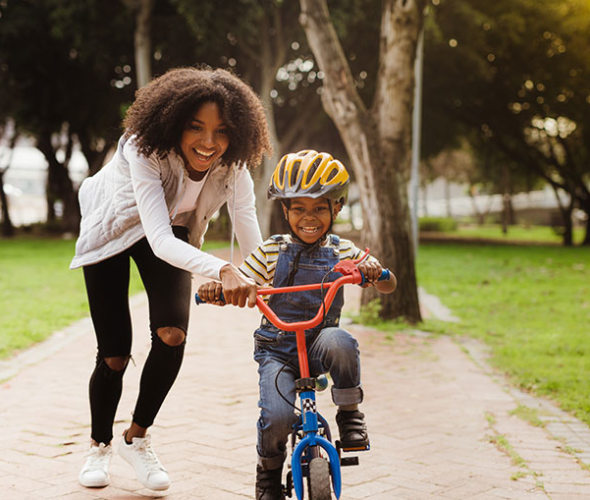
[415,242,590,426]
[423,0,590,232]
[353,298,382,326]
[419,217,458,232]
[0,0,134,139]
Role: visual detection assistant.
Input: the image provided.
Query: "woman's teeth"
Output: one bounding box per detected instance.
[194,148,214,159]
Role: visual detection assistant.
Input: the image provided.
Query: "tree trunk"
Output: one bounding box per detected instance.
[252,62,281,239]
[246,8,290,239]
[37,133,80,233]
[0,132,16,236]
[501,193,516,235]
[444,178,452,218]
[501,163,514,234]
[134,0,154,88]
[421,183,428,217]
[549,182,574,247]
[0,170,15,237]
[468,186,485,225]
[77,131,112,177]
[561,206,573,247]
[299,0,425,322]
[582,202,590,246]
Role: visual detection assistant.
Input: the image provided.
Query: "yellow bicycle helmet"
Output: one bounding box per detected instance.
[267,150,350,203]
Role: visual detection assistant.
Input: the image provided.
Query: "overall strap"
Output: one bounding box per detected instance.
[270,234,287,244]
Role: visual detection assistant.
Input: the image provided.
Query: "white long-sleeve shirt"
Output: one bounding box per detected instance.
[71,135,262,280]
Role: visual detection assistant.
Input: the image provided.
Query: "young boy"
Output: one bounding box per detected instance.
[198,150,396,500]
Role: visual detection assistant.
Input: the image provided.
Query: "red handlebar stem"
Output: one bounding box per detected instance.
[254,249,369,378]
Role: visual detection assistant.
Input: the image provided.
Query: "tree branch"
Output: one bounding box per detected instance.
[298,0,365,123]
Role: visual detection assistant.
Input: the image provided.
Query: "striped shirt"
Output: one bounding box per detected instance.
[239,233,376,286]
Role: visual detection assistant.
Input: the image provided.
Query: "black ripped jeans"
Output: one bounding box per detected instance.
[83,226,192,444]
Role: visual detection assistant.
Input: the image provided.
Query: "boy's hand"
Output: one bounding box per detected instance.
[358,259,397,294]
[197,281,225,306]
[358,260,383,286]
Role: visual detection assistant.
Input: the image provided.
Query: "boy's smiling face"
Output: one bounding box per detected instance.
[283,197,341,244]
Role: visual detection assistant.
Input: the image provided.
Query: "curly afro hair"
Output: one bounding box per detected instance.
[123,67,271,168]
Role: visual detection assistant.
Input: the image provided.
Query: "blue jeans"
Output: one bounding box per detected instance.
[254,326,363,470]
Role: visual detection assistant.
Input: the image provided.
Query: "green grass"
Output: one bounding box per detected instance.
[436,223,585,245]
[510,404,546,428]
[0,237,227,359]
[415,242,590,426]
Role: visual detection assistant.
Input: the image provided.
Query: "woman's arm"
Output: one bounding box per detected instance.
[126,141,228,280]
[228,166,264,258]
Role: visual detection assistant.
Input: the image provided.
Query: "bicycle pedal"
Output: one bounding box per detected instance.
[336,439,370,453]
[340,456,359,466]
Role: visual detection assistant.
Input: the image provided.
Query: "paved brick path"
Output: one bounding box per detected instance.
[2,271,590,499]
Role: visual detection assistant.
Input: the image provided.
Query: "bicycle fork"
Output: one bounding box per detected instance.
[290,327,342,499]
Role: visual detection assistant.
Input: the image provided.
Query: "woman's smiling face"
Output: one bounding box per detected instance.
[180,101,229,177]
[283,197,340,244]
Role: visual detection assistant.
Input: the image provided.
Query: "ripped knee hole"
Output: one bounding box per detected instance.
[157,326,186,346]
[104,355,130,372]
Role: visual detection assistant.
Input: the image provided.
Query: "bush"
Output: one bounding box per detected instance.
[353,298,383,326]
[419,217,458,232]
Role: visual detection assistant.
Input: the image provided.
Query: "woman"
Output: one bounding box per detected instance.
[71,67,271,491]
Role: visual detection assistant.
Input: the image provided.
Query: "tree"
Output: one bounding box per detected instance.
[0,0,135,231]
[123,0,155,88]
[423,0,590,245]
[299,0,426,322]
[0,120,17,237]
[173,0,318,237]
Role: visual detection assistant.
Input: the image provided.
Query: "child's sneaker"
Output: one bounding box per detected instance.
[78,442,112,488]
[336,409,370,449]
[118,434,170,491]
[255,464,284,500]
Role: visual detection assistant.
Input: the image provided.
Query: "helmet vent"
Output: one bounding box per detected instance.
[278,158,287,181]
[309,157,322,177]
[290,160,301,187]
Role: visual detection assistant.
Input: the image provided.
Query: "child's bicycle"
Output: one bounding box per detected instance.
[195,250,390,500]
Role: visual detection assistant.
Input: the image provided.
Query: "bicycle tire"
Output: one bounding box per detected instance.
[307,457,332,500]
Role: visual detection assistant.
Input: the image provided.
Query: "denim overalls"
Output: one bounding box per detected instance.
[253,235,364,470]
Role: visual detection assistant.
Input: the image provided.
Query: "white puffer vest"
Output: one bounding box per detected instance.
[70,135,238,269]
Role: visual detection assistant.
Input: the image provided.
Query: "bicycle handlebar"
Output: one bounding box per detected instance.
[195,268,390,333]
[194,269,389,305]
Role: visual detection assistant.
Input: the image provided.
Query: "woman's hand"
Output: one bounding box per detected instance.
[219,263,258,307]
[197,281,225,305]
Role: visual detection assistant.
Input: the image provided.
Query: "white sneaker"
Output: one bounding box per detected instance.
[78,443,112,488]
[118,434,170,490]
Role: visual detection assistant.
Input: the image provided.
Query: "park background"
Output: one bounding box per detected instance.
[0,0,589,478]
